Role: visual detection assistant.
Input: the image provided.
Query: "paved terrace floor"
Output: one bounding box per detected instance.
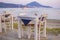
[0,29,60,40]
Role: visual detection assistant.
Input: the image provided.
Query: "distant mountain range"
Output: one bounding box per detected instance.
[0,1,52,8]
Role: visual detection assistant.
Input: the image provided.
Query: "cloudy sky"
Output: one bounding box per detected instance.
[0,0,60,8]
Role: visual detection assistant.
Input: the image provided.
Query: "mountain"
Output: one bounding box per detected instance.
[0,2,24,8]
[26,1,52,8]
[0,2,52,8]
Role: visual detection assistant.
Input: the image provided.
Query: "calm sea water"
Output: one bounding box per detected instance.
[0,8,60,19]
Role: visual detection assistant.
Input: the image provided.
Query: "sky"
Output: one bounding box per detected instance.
[0,0,60,8]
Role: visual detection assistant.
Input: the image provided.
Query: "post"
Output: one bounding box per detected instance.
[38,20,41,40]
[21,26,24,37]
[0,15,2,32]
[11,15,13,30]
[18,18,22,38]
[4,14,6,32]
[34,18,38,40]
[27,25,31,39]
[43,20,46,37]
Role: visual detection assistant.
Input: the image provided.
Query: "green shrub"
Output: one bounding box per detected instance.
[46,28,60,35]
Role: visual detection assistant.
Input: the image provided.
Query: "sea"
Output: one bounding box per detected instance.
[0,8,60,20]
